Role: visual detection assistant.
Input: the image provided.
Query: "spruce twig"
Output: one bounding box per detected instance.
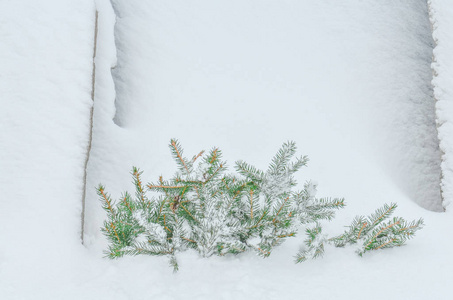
[99,140,424,271]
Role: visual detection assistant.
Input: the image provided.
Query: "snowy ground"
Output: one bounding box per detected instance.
[1,0,452,299]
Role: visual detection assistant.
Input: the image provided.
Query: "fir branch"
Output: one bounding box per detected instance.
[147,184,188,190]
[175,179,203,186]
[295,223,326,263]
[375,238,397,250]
[179,203,199,223]
[272,196,290,223]
[180,186,188,199]
[222,178,230,190]
[235,161,264,183]
[371,220,401,241]
[204,164,223,183]
[368,203,397,228]
[181,236,197,244]
[132,167,146,204]
[121,192,133,213]
[250,210,268,229]
[170,139,190,173]
[277,232,295,238]
[330,204,424,258]
[357,222,367,239]
[256,246,271,257]
[249,189,254,219]
[288,155,309,174]
[124,243,172,256]
[155,198,166,221]
[98,185,119,221]
[163,215,172,233]
[99,140,424,271]
[110,222,121,244]
[210,148,218,164]
[192,150,205,163]
[159,176,170,198]
[194,185,201,198]
[268,141,297,175]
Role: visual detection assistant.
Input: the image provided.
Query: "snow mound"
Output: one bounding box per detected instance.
[429,0,453,210]
[0,0,95,297]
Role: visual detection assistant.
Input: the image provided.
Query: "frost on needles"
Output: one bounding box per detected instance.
[98,139,424,271]
[295,203,424,262]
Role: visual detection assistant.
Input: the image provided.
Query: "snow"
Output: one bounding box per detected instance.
[1,0,452,299]
[429,0,453,210]
[99,0,442,211]
[0,0,95,298]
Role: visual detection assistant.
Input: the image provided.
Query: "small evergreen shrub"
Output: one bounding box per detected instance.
[99,140,423,271]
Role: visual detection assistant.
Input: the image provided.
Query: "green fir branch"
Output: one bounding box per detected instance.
[98,140,424,271]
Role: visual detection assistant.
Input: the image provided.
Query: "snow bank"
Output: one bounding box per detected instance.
[82,1,450,299]
[428,0,453,211]
[83,0,122,250]
[0,0,95,297]
[1,1,451,299]
[88,0,442,214]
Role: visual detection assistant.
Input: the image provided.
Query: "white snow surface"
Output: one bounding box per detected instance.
[1,0,452,299]
[0,0,95,298]
[429,0,453,210]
